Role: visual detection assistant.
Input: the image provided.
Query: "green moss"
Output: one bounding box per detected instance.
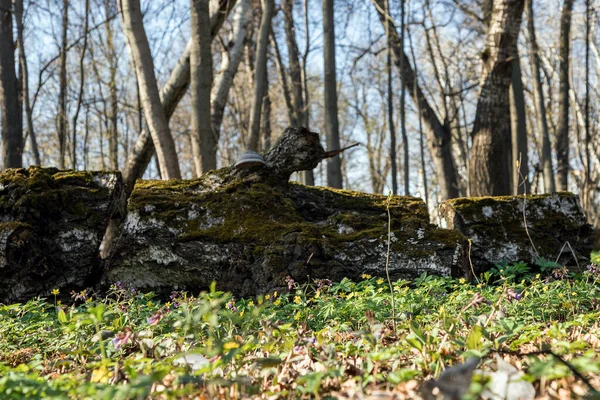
[441,192,588,262]
[128,178,462,262]
[0,167,113,226]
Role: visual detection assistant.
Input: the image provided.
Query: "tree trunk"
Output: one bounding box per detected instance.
[191,0,215,175]
[271,29,295,127]
[385,0,397,195]
[283,0,305,128]
[373,0,458,199]
[322,0,343,188]
[246,0,274,152]
[510,57,529,194]
[58,0,69,169]
[556,0,573,191]
[301,0,314,185]
[14,0,37,166]
[106,0,119,171]
[72,0,91,170]
[119,0,181,179]
[525,0,554,193]
[212,0,250,137]
[122,0,237,195]
[469,0,524,196]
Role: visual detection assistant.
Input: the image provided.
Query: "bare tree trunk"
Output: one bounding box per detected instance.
[399,0,409,196]
[106,0,119,170]
[584,0,591,181]
[373,0,458,199]
[119,0,181,179]
[469,0,524,196]
[262,68,272,150]
[57,0,69,169]
[385,0,397,195]
[246,0,274,152]
[556,0,573,191]
[525,0,554,193]
[323,0,342,188]
[212,0,250,137]
[191,0,215,175]
[122,0,236,194]
[14,0,36,166]
[72,0,91,170]
[283,0,305,127]
[271,29,295,127]
[83,104,90,169]
[301,0,314,185]
[510,57,529,194]
[406,9,427,203]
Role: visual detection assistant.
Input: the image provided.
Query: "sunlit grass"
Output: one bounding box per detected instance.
[1,264,600,399]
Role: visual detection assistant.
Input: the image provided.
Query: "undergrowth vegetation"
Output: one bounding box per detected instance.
[2,264,600,399]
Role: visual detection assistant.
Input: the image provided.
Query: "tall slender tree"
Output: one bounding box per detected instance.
[556,0,573,191]
[58,0,69,169]
[0,0,22,168]
[469,0,524,196]
[190,0,215,175]
[246,0,274,151]
[14,0,38,166]
[323,0,343,188]
[525,0,555,193]
[119,0,181,179]
[373,0,459,199]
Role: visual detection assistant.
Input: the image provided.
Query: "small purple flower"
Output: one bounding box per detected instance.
[316,279,332,289]
[587,263,600,277]
[506,288,522,302]
[306,337,317,345]
[285,276,295,290]
[70,289,89,302]
[147,311,163,325]
[552,266,569,280]
[226,299,238,313]
[112,328,132,349]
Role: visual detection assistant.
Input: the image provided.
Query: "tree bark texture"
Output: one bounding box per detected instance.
[509,57,529,194]
[323,0,343,188]
[14,0,37,166]
[469,0,524,196]
[106,1,119,171]
[119,0,181,180]
[556,0,573,191]
[212,0,250,138]
[191,0,215,175]
[246,0,274,152]
[57,0,68,169]
[283,0,305,128]
[525,0,555,193]
[373,0,459,199]
[0,0,22,169]
[71,0,91,170]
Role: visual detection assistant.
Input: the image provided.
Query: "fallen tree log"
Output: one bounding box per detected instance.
[105,128,469,297]
[440,193,594,274]
[0,167,123,303]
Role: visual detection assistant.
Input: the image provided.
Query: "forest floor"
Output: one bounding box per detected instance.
[1,258,600,399]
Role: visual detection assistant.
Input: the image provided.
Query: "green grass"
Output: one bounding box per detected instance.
[1,265,600,399]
